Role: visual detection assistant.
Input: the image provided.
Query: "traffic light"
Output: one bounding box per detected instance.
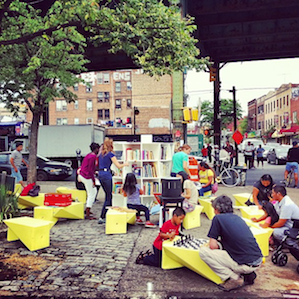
[191,108,199,121]
[183,108,191,122]
[204,129,213,137]
[183,108,199,122]
[209,67,217,82]
[204,129,210,136]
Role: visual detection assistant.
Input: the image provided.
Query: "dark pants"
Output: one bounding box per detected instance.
[127,204,150,221]
[199,185,212,196]
[245,155,252,168]
[143,245,162,267]
[99,171,112,219]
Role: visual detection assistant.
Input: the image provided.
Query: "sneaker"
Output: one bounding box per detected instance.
[145,221,156,228]
[136,218,144,225]
[218,276,244,292]
[98,218,106,224]
[243,271,257,285]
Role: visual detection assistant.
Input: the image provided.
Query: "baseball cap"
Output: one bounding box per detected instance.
[292,141,298,146]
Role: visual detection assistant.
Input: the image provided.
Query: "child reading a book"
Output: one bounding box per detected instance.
[122,172,156,228]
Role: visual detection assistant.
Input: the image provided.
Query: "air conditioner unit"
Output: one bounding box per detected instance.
[126,124,132,128]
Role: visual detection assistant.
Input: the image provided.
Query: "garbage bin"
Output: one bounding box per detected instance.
[233,166,247,186]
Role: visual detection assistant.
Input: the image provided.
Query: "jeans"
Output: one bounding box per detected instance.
[199,185,212,196]
[127,204,150,221]
[11,168,23,183]
[143,245,162,267]
[99,171,112,219]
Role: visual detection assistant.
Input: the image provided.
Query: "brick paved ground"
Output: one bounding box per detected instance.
[0,182,299,298]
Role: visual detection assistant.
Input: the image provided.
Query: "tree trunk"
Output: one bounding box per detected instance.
[27,112,40,184]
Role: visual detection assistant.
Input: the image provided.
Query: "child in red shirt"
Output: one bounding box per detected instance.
[136,207,185,267]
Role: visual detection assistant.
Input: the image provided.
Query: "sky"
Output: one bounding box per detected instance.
[185,57,299,116]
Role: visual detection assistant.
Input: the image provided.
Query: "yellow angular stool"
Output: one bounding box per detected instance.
[239,206,265,220]
[162,237,222,284]
[18,194,45,209]
[126,211,136,225]
[105,209,127,234]
[198,197,216,220]
[183,205,204,229]
[233,193,253,206]
[14,183,22,194]
[34,202,84,228]
[56,187,87,204]
[4,217,53,251]
[242,218,273,256]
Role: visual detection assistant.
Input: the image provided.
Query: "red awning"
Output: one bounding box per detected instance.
[280,125,299,135]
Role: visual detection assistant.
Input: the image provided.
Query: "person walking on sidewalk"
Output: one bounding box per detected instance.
[207,144,213,163]
[122,173,156,228]
[256,145,265,168]
[98,138,128,224]
[10,141,28,188]
[199,195,263,292]
[78,142,100,220]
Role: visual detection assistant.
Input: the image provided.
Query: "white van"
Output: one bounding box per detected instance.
[239,139,264,152]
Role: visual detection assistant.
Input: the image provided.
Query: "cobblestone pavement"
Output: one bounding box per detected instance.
[1,182,299,298]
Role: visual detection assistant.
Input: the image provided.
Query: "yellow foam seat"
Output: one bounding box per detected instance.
[56,187,87,204]
[34,202,84,228]
[14,183,22,194]
[4,217,53,251]
[198,197,216,220]
[204,190,212,197]
[105,209,127,234]
[162,237,222,284]
[239,206,265,220]
[18,194,45,209]
[183,205,204,229]
[233,193,253,206]
[242,218,273,257]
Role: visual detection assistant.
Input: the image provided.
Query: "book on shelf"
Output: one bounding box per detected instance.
[143,181,159,195]
[113,181,123,194]
[142,150,154,160]
[126,148,132,161]
[161,146,167,160]
[143,163,157,177]
[132,164,142,178]
[162,162,171,177]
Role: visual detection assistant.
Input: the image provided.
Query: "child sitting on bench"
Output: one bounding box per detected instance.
[135,207,185,267]
[122,172,156,228]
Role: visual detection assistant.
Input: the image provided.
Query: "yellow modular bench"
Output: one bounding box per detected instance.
[198,197,216,220]
[233,193,253,206]
[105,208,136,234]
[162,237,222,284]
[34,202,84,228]
[18,194,45,209]
[56,187,87,204]
[238,206,265,220]
[4,217,53,251]
[242,218,273,257]
[14,183,22,194]
[183,205,204,230]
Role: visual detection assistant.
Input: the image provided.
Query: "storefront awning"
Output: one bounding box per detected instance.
[280,125,299,136]
[271,130,284,138]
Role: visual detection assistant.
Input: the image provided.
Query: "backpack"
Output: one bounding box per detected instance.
[28,185,40,197]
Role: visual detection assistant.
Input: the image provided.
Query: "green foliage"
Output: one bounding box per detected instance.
[0,185,19,225]
[200,99,243,129]
[239,117,248,135]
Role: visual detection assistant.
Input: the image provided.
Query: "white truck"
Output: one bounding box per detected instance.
[36,124,105,168]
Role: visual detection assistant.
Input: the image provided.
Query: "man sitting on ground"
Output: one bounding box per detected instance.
[199,195,263,292]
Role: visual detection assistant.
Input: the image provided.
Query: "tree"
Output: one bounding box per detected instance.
[200,99,243,129]
[0,0,209,183]
[238,117,248,135]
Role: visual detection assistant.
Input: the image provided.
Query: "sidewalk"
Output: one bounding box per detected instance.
[0,182,299,298]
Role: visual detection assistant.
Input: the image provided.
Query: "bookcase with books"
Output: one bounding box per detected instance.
[111,141,174,208]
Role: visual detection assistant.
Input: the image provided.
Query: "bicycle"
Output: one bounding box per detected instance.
[214,160,240,187]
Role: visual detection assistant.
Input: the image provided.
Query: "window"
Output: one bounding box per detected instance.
[277,99,279,109]
[287,95,289,106]
[86,82,92,93]
[115,82,121,92]
[127,81,132,90]
[270,102,272,112]
[97,73,103,84]
[86,118,93,124]
[74,118,79,125]
[97,92,104,102]
[104,92,110,102]
[73,84,78,91]
[280,98,282,109]
[98,109,103,119]
[104,109,110,120]
[273,101,275,110]
[103,73,110,84]
[74,100,78,109]
[115,99,121,110]
[56,100,67,111]
[283,96,285,106]
[56,118,68,125]
[293,111,297,123]
[86,99,93,111]
[127,99,132,109]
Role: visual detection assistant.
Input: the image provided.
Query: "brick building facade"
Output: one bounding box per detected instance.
[41,69,172,136]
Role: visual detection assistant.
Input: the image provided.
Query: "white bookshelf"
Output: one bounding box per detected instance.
[111,141,174,208]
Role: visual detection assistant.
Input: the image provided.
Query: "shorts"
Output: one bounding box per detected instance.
[286,162,299,173]
[11,168,23,183]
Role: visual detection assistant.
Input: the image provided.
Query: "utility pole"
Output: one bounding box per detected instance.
[230,86,239,165]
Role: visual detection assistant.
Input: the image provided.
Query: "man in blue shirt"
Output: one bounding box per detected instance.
[199,195,263,292]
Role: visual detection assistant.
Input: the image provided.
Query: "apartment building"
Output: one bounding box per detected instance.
[45,69,172,135]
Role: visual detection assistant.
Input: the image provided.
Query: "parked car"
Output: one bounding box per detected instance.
[262,144,277,161]
[267,146,291,165]
[0,152,73,181]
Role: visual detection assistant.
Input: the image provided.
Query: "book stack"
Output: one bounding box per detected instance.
[142,150,154,160]
[143,181,159,195]
[143,163,157,177]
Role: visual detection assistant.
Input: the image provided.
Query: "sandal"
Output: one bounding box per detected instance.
[135,251,145,264]
[85,215,97,220]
